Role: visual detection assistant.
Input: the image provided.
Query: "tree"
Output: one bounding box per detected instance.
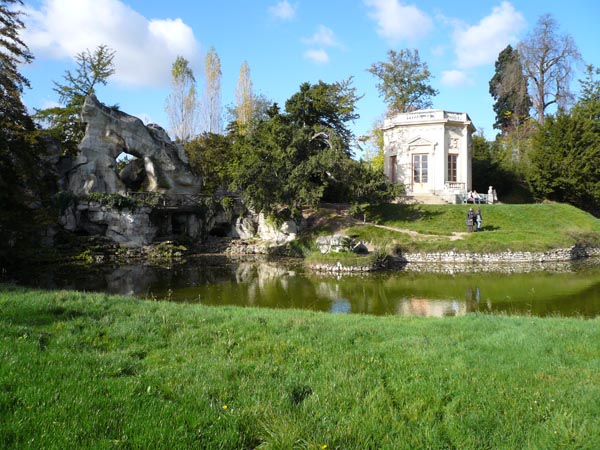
[578,64,600,104]
[526,98,600,214]
[184,132,232,193]
[1,0,35,197]
[1,0,36,194]
[518,14,581,125]
[358,117,384,172]
[367,49,438,115]
[202,46,222,134]
[0,0,33,134]
[228,80,396,214]
[34,44,115,154]
[284,78,361,152]
[234,60,254,130]
[165,56,200,142]
[1,0,55,265]
[489,45,531,132]
[467,132,533,204]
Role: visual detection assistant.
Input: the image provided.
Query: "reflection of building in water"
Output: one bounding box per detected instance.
[396,298,467,317]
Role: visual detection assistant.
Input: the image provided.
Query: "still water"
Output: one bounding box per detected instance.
[13,255,600,318]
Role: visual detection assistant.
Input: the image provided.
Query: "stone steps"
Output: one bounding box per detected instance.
[403,194,449,205]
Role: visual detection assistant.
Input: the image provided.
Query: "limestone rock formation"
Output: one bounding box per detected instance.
[257,213,299,244]
[59,202,158,247]
[65,95,202,195]
[316,234,354,254]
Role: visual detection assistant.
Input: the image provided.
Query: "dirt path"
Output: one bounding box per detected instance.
[309,206,468,241]
[367,223,468,241]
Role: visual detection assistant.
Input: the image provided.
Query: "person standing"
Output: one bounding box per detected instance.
[475,208,483,231]
[466,208,474,232]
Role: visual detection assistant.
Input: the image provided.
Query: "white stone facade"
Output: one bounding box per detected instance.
[383,110,475,203]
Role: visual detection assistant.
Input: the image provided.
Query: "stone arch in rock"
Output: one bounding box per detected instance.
[65,95,202,195]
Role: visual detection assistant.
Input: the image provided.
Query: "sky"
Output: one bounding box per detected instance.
[17,0,600,156]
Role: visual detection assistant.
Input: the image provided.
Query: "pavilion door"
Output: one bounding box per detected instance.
[412,153,429,193]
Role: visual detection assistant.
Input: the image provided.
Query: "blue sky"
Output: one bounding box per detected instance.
[18,0,600,155]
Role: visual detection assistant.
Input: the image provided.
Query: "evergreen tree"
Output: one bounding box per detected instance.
[0,0,33,135]
[34,44,115,154]
[0,0,54,265]
[0,0,37,201]
[489,45,531,132]
[526,100,600,215]
[228,79,396,214]
[184,132,232,193]
[284,78,360,152]
[578,64,600,104]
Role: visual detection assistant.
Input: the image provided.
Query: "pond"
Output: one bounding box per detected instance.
[9,255,600,318]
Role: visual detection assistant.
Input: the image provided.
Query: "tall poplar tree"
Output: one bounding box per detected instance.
[165,56,200,142]
[202,46,222,134]
[234,60,254,130]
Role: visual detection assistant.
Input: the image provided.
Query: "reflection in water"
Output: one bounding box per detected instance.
[7,256,600,318]
[330,299,351,314]
[396,298,466,317]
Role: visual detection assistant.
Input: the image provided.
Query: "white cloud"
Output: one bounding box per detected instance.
[301,25,343,64]
[268,1,297,21]
[302,25,341,48]
[304,49,329,64]
[364,0,432,43]
[21,0,200,88]
[441,70,473,87]
[453,1,526,68]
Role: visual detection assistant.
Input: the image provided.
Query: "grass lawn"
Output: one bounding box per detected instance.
[308,203,600,254]
[1,285,599,449]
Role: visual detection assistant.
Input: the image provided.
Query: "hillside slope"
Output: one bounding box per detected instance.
[306,203,600,253]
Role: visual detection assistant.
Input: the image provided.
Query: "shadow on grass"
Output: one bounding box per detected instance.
[366,203,444,223]
[1,285,104,328]
[478,225,501,232]
[306,204,356,235]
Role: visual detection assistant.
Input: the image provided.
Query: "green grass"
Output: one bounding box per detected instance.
[326,203,600,253]
[2,285,600,449]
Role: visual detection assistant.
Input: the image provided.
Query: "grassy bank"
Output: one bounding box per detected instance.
[308,203,600,254]
[1,285,599,449]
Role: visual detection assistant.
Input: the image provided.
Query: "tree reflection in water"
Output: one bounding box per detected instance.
[10,256,600,318]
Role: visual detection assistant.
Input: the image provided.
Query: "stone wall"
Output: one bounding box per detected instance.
[399,245,600,264]
[308,245,600,274]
